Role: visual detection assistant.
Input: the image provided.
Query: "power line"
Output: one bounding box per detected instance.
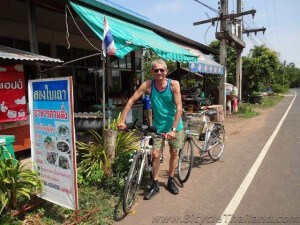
[193,0,219,14]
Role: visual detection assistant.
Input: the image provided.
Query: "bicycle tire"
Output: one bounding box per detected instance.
[207,123,225,161]
[177,138,193,183]
[123,152,143,214]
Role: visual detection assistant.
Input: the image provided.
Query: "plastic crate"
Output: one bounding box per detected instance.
[0,135,16,159]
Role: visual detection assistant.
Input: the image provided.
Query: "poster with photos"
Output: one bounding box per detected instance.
[28,77,78,210]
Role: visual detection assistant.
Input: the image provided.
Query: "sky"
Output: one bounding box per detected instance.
[106,0,300,68]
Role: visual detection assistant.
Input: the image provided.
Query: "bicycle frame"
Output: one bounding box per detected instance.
[184,111,222,153]
[136,136,152,185]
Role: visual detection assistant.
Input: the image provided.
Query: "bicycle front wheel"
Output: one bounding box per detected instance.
[123,152,143,214]
[177,138,193,183]
[207,123,225,161]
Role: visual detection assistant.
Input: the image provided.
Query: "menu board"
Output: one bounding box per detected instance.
[28,77,78,210]
[0,64,27,122]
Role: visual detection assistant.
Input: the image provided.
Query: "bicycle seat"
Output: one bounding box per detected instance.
[205,110,217,117]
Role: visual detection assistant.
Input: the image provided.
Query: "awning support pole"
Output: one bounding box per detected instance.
[102,55,106,129]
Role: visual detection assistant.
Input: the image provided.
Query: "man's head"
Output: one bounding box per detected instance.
[151,59,168,81]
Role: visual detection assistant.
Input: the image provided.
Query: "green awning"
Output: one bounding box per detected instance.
[69,1,198,62]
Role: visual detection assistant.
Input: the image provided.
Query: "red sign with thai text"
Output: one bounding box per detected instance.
[0,64,28,122]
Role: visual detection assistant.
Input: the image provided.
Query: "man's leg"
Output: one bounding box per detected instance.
[168,149,178,177]
[144,144,161,200]
[167,130,183,195]
[152,150,160,180]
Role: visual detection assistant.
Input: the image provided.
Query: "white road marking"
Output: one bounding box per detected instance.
[217,91,297,225]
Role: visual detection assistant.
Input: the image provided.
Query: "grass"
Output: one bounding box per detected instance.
[238,95,284,118]
[0,186,123,225]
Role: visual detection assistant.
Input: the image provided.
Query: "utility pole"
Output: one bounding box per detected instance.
[219,0,227,111]
[193,0,267,112]
[236,0,242,100]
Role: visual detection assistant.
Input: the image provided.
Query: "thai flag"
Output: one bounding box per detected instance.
[102,16,116,57]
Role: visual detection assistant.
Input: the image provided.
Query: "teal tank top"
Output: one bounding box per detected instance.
[150,79,183,133]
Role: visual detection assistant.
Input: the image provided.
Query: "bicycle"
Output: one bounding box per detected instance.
[122,124,165,214]
[177,109,225,183]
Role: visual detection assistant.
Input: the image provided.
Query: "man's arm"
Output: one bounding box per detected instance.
[118,80,151,130]
[171,80,183,130]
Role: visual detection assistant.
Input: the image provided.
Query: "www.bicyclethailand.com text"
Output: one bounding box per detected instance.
[152,212,300,224]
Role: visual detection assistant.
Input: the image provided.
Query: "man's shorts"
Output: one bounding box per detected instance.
[152,130,184,152]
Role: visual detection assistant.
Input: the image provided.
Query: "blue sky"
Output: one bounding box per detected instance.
[107,0,300,67]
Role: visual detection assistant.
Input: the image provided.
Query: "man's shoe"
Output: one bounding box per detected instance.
[144,184,159,200]
[167,179,179,195]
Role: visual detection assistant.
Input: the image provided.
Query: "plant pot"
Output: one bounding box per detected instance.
[251,95,263,104]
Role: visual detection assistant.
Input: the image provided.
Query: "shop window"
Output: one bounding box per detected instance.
[110,55,119,68]
[135,57,141,70]
[0,37,13,47]
[39,43,51,57]
[15,39,30,52]
[111,70,121,96]
[56,45,71,62]
[126,55,131,69]
[85,50,97,67]
[119,57,126,68]
[72,48,85,66]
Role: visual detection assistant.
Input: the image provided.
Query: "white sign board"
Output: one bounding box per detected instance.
[28,77,78,210]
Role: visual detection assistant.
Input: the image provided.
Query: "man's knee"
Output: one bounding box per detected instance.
[152,150,160,158]
[169,150,178,158]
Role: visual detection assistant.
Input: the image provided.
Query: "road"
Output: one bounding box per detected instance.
[114,89,300,225]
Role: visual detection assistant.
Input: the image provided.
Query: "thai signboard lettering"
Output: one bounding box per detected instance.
[28,77,78,210]
[0,64,28,122]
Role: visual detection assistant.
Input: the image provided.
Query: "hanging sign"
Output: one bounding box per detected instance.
[0,64,28,122]
[28,77,78,210]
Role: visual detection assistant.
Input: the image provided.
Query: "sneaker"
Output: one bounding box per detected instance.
[144,183,159,200]
[167,178,179,195]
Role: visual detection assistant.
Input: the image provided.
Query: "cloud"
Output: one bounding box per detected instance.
[14,64,24,72]
[0,67,7,72]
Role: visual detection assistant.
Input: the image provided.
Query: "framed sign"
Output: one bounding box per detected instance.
[28,77,78,210]
[0,64,27,122]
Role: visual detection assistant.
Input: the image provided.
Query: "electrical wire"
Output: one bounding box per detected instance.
[204,23,212,45]
[193,0,219,14]
[65,5,102,53]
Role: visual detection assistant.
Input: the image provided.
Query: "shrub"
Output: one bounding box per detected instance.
[0,148,43,214]
[271,84,289,93]
[238,104,259,118]
[76,130,109,186]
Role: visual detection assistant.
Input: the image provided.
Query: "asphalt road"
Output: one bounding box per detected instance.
[115,89,299,225]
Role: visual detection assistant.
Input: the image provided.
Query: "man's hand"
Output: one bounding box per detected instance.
[166,130,176,140]
[117,122,127,131]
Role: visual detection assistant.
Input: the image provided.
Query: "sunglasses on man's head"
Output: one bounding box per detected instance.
[153,68,165,73]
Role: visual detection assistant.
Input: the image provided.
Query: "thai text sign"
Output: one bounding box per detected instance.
[28,77,78,210]
[0,64,28,122]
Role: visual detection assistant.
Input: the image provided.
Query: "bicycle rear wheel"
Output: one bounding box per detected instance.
[177,138,193,183]
[207,123,225,161]
[123,152,143,214]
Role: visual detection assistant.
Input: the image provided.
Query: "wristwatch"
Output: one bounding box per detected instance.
[171,127,176,132]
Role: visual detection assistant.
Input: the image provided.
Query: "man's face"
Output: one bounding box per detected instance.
[151,63,167,81]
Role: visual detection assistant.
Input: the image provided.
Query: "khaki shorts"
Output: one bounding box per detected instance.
[152,130,184,152]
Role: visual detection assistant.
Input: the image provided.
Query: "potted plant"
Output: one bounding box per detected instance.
[251,91,263,104]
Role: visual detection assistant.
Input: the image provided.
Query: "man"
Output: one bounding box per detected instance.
[118,59,183,200]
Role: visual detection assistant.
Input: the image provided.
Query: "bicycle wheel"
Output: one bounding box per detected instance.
[207,123,225,161]
[177,138,193,183]
[123,152,143,214]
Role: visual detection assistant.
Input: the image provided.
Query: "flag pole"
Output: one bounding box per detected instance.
[102,53,106,130]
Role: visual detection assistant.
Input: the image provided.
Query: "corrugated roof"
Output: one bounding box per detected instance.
[0,45,63,63]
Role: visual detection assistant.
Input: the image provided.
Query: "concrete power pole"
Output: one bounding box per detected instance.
[236,0,242,99]
[219,0,227,111]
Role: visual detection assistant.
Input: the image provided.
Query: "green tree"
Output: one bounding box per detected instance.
[242,45,281,93]
[209,40,237,84]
